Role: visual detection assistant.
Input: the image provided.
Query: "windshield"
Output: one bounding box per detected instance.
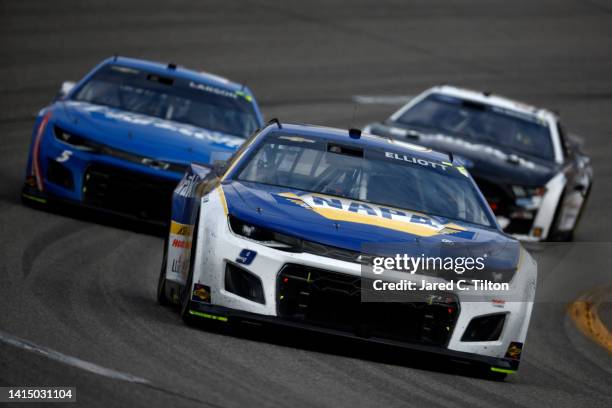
[73,64,259,138]
[395,93,554,160]
[237,134,494,227]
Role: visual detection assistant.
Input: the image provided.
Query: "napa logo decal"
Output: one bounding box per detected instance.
[277,192,475,239]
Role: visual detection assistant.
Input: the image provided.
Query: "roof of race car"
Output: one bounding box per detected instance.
[429,85,556,122]
[217,123,513,250]
[259,122,454,163]
[101,56,247,93]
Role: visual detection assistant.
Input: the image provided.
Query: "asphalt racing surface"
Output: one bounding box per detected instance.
[1,1,611,407]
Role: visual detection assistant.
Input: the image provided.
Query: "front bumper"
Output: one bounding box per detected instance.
[188,204,536,371]
[22,179,171,227]
[24,130,184,224]
[188,301,520,373]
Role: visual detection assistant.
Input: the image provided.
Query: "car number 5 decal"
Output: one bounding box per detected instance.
[56,150,73,163]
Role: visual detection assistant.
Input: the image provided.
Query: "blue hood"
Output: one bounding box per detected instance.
[53,100,244,165]
[222,180,520,278]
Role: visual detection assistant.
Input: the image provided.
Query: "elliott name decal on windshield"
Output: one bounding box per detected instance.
[277,192,475,239]
[385,152,449,170]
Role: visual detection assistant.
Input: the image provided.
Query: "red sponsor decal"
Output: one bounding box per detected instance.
[172,238,191,249]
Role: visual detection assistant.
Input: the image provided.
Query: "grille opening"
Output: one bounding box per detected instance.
[82,164,176,222]
[505,219,534,235]
[472,177,513,217]
[46,160,74,190]
[225,263,265,304]
[461,313,506,342]
[277,265,459,347]
[472,177,535,234]
[54,126,187,174]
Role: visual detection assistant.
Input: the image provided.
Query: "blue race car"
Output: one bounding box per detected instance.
[22,56,263,224]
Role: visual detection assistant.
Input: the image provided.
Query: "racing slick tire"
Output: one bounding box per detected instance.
[484,369,508,381]
[156,237,171,306]
[571,183,592,237]
[179,259,197,326]
[21,183,49,209]
[547,184,591,242]
[180,214,200,326]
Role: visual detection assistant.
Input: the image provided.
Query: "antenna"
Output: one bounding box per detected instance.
[347,101,362,138]
[167,62,177,70]
[349,101,359,129]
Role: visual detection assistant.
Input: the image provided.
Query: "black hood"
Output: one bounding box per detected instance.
[369,122,558,187]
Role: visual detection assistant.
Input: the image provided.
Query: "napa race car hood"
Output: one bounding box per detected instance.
[222,180,520,280]
[53,100,243,165]
[368,122,558,187]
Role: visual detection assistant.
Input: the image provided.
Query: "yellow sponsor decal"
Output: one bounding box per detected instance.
[170,221,193,236]
[277,192,468,238]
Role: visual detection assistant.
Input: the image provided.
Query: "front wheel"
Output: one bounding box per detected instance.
[157,237,171,306]
[547,184,591,242]
[180,213,200,326]
[486,371,508,381]
[179,265,197,326]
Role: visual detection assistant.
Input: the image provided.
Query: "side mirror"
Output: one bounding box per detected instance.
[56,81,76,100]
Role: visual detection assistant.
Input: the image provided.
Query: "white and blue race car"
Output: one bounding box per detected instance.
[157,120,536,378]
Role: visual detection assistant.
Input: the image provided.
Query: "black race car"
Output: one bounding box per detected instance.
[365,85,592,241]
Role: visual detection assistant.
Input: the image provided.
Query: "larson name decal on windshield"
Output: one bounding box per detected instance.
[189,81,238,99]
[65,101,243,148]
[189,82,253,102]
[277,192,475,239]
